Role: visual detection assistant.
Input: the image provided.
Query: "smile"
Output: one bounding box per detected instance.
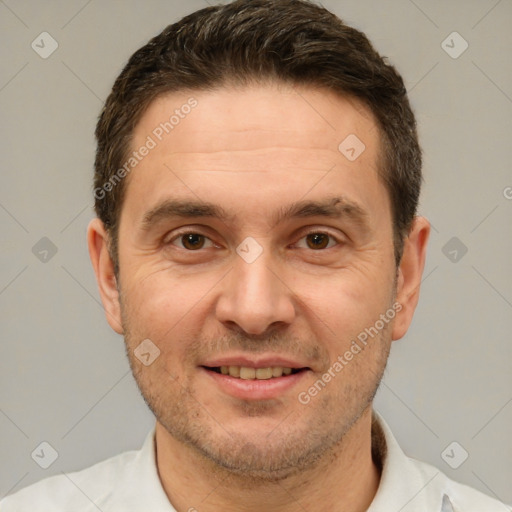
[207,366,304,379]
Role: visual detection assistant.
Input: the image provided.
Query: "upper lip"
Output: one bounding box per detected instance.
[201,354,310,369]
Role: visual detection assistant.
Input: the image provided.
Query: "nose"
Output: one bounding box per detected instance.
[215,248,296,336]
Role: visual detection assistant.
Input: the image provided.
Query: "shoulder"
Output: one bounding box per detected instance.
[410,456,510,512]
[370,411,510,512]
[0,449,139,512]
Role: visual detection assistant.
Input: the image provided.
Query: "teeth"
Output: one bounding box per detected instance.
[240,367,256,379]
[255,367,273,379]
[228,366,240,378]
[217,366,296,379]
[272,367,283,377]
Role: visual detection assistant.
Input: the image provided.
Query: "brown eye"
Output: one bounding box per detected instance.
[181,233,205,250]
[164,230,219,252]
[305,233,331,250]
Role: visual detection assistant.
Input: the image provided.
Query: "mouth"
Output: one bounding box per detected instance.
[199,355,313,400]
[203,365,307,380]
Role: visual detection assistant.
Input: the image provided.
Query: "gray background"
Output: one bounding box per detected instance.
[1,0,511,505]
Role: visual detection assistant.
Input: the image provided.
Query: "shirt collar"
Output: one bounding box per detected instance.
[368,410,444,511]
[100,426,176,512]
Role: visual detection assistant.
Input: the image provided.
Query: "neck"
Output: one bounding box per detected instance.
[155,407,380,512]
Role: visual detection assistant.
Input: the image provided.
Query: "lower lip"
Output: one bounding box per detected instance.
[200,367,309,400]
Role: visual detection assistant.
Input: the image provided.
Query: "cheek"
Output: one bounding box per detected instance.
[121,268,215,353]
[294,266,393,350]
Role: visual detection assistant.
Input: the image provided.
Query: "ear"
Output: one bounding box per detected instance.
[87,218,124,334]
[392,216,430,341]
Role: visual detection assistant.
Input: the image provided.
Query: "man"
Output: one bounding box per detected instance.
[2,0,508,510]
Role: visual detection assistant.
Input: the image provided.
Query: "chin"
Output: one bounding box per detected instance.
[196,444,315,483]
[178,424,332,484]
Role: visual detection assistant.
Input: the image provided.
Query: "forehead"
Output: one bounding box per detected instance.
[134,83,378,162]
[121,82,388,229]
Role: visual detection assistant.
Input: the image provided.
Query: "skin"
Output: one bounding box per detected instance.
[88,82,430,512]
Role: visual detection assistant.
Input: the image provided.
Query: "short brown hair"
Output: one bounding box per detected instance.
[94,0,422,274]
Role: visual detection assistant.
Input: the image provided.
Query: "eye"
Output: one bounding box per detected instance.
[167,231,216,251]
[165,229,343,252]
[295,231,341,250]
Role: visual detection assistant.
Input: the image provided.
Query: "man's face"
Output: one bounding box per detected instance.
[113,83,400,478]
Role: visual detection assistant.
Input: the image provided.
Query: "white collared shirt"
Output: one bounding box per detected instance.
[1,411,509,511]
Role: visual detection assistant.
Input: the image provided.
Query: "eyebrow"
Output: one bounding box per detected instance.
[141,200,234,229]
[271,196,368,229]
[141,196,369,231]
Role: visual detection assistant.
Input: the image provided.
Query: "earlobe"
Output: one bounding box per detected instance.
[87,218,124,334]
[392,216,430,341]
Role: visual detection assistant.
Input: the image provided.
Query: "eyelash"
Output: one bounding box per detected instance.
[166,228,343,251]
